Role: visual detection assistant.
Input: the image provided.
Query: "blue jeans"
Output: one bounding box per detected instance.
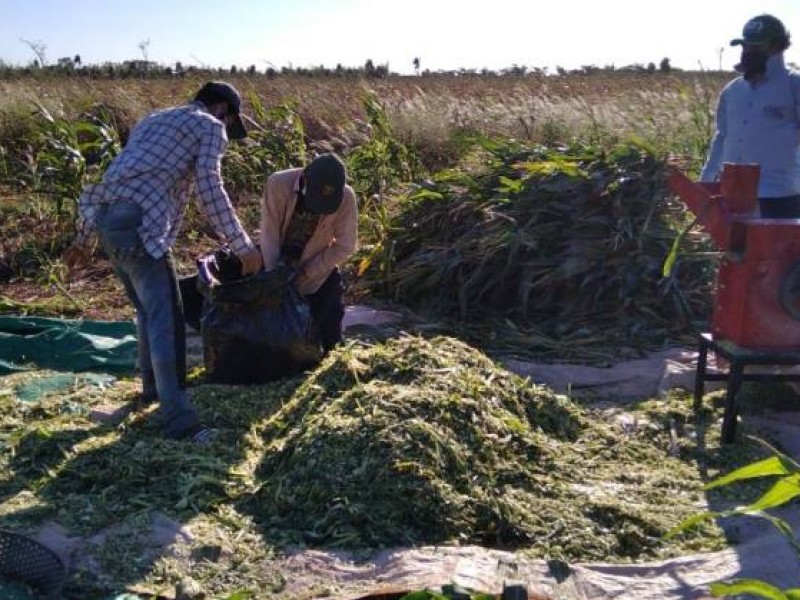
[96,201,199,438]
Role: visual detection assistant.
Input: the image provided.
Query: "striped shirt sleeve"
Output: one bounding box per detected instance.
[193,121,253,254]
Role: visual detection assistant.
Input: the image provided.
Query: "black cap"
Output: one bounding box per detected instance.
[194,81,247,140]
[731,14,788,47]
[302,153,346,215]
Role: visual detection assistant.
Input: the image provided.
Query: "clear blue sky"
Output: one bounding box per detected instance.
[3,0,800,74]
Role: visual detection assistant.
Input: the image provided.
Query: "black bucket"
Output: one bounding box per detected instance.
[0,530,65,599]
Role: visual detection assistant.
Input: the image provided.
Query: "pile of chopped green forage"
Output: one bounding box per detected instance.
[246,335,740,559]
[0,336,766,599]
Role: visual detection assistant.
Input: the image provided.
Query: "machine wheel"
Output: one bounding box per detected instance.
[780,260,800,321]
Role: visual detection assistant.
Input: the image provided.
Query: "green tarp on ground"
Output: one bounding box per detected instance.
[11,372,117,403]
[0,581,37,600]
[0,316,137,376]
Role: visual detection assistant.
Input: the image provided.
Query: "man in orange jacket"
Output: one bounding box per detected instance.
[259,153,358,352]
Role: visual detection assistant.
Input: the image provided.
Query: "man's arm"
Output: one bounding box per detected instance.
[699,92,727,182]
[300,189,358,282]
[259,175,284,271]
[193,122,257,259]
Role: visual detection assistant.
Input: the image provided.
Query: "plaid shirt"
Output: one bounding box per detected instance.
[74,101,253,259]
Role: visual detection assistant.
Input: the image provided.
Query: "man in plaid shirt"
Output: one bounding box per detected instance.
[65,81,262,444]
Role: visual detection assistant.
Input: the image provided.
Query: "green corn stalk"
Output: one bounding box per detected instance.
[32,104,120,216]
[662,216,698,277]
[221,94,306,200]
[346,90,422,199]
[668,437,800,598]
[348,91,425,288]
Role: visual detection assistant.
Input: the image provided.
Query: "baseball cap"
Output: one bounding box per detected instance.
[730,14,788,46]
[194,81,247,140]
[302,154,346,215]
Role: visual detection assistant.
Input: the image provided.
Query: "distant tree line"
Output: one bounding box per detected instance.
[0,56,395,79]
[0,55,694,80]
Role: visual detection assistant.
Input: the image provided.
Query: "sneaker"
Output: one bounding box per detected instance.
[179,425,217,445]
[191,428,216,445]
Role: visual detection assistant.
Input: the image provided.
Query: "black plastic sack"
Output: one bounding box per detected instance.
[180,275,204,332]
[180,247,242,332]
[196,254,322,384]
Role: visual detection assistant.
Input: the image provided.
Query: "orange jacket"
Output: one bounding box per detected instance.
[259,168,358,295]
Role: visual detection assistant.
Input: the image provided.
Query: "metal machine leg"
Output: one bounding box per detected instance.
[721,362,744,444]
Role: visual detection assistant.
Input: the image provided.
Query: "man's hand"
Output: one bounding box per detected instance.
[237,247,263,275]
[64,243,90,272]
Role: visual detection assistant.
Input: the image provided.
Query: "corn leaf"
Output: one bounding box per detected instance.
[223,592,255,600]
[710,579,787,599]
[662,217,697,277]
[732,475,800,514]
[705,456,797,490]
[665,510,718,538]
[409,189,445,202]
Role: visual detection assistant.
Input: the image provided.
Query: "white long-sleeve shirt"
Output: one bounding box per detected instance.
[700,54,800,198]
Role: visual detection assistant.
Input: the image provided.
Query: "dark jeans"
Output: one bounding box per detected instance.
[96,201,198,439]
[306,269,345,352]
[759,195,800,218]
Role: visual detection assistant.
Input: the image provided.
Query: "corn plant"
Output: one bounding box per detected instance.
[30,105,120,215]
[348,91,425,285]
[346,91,422,200]
[668,437,800,599]
[221,94,306,201]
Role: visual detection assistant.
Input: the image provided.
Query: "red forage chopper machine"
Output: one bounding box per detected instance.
[668,163,800,349]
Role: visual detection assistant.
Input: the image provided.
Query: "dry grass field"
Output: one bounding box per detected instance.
[0,70,730,166]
